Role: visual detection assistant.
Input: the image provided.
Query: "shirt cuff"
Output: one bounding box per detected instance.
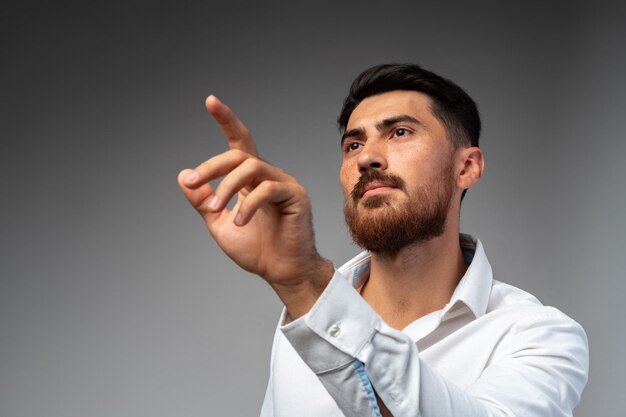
[280,270,381,374]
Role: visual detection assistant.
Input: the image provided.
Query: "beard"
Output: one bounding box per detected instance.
[343,165,455,256]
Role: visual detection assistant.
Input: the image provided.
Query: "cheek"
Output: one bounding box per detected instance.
[339,165,355,197]
[396,145,440,175]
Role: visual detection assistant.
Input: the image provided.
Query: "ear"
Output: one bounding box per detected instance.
[456,146,484,191]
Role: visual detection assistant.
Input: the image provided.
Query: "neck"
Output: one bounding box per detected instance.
[361,226,468,330]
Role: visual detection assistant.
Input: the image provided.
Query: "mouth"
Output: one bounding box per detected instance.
[361,182,398,199]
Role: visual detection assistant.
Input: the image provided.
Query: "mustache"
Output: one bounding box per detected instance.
[350,170,406,203]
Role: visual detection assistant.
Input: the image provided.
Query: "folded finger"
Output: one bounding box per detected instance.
[177,169,216,211]
[234,180,296,226]
[209,158,288,212]
[182,149,251,190]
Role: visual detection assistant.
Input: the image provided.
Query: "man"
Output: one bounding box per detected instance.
[177,64,588,417]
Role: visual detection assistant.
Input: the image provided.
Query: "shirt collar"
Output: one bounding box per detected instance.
[446,234,493,319]
[337,233,493,320]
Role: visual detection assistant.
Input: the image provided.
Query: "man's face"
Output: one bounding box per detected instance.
[340,90,457,254]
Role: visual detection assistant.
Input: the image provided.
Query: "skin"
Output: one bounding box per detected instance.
[178,95,334,320]
[178,91,484,416]
[340,91,484,329]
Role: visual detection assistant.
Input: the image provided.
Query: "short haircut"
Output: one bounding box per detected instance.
[337,63,481,149]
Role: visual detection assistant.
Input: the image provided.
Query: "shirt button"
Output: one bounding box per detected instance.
[328,323,341,337]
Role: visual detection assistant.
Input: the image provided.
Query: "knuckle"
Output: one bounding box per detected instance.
[282,171,297,182]
[293,183,307,196]
[243,157,263,172]
[261,180,279,194]
[296,186,311,204]
[230,148,247,159]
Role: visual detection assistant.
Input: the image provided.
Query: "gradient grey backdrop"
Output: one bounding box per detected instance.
[2,2,625,416]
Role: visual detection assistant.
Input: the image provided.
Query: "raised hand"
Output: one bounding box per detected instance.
[177,96,333,318]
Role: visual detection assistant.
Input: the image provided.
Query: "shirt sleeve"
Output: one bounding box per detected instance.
[279,271,588,417]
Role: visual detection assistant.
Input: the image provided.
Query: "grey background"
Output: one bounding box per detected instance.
[1,1,624,416]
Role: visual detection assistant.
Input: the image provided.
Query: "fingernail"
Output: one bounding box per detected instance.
[185,171,198,183]
[234,212,243,226]
[208,195,220,210]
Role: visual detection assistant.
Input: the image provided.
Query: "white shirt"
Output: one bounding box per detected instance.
[259,235,588,417]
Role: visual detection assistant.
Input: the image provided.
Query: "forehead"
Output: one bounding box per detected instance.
[346,90,436,130]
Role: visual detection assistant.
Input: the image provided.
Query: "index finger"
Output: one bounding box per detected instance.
[205,95,259,157]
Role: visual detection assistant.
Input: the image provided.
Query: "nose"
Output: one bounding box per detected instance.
[357,141,388,173]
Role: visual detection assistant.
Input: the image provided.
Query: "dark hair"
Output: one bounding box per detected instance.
[337,63,481,149]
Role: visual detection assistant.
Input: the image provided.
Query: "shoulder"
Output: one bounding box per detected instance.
[484,279,588,363]
[488,279,575,321]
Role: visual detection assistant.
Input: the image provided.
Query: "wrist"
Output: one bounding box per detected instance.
[270,258,334,320]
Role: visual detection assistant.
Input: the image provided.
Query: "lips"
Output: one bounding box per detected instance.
[361,181,397,198]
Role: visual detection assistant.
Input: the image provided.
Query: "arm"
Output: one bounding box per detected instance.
[281,272,588,417]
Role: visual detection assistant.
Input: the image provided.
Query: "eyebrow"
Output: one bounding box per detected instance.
[377,115,422,131]
[341,114,422,144]
[341,127,365,144]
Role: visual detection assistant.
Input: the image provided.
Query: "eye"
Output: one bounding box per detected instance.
[344,142,362,153]
[393,128,410,137]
